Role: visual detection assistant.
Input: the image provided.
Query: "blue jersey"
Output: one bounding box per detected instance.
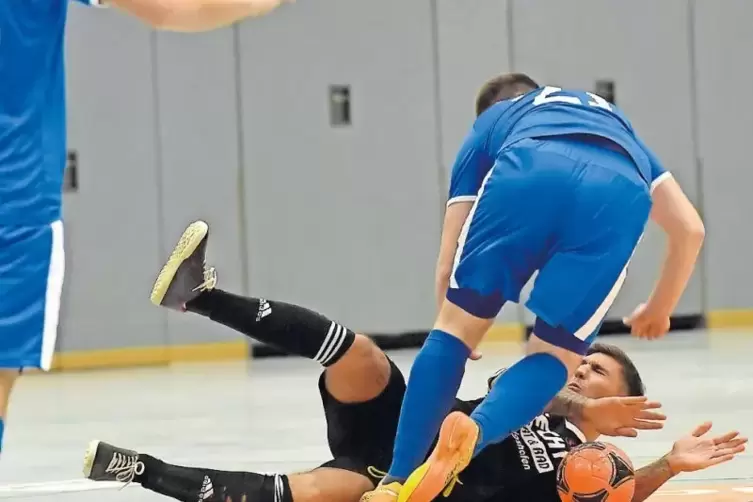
[0,0,101,225]
[448,86,668,205]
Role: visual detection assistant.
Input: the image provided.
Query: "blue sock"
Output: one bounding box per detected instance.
[386,330,470,481]
[0,418,4,453]
[470,352,568,455]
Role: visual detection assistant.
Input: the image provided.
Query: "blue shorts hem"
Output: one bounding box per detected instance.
[533,318,592,355]
[0,359,44,371]
[446,288,505,319]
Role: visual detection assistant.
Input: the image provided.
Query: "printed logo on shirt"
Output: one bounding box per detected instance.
[519,426,555,473]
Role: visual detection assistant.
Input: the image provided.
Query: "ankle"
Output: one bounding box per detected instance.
[184,290,219,316]
[381,475,405,485]
[133,454,156,484]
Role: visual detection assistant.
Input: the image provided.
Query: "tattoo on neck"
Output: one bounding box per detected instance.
[548,387,589,420]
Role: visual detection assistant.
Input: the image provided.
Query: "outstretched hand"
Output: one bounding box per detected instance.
[584,396,666,438]
[666,422,748,473]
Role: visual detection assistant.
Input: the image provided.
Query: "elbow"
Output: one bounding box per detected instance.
[670,218,705,248]
[134,4,177,29]
[664,209,705,245]
[685,218,705,244]
[136,2,205,31]
[436,265,453,287]
[693,222,705,243]
[435,268,453,301]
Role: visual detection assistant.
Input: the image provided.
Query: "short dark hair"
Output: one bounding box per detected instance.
[587,343,645,397]
[475,73,539,116]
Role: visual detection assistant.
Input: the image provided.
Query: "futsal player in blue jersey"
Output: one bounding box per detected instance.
[361,74,706,502]
[0,0,289,455]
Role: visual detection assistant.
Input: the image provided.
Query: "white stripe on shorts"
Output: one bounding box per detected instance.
[450,169,495,289]
[572,233,643,341]
[40,221,65,371]
[572,263,628,341]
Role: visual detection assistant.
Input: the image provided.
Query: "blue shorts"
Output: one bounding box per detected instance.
[447,137,651,354]
[0,221,65,370]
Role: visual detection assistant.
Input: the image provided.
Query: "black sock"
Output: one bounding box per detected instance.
[137,454,293,502]
[185,289,355,367]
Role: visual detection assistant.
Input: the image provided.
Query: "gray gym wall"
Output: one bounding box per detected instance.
[60,0,750,353]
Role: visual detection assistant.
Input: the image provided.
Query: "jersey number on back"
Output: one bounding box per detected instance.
[533,86,612,111]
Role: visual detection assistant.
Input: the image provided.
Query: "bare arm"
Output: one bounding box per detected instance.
[632,422,747,502]
[548,390,665,437]
[546,387,589,420]
[435,201,473,310]
[632,456,675,502]
[107,0,288,31]
[646,175,705,315]
[491,369,590,421]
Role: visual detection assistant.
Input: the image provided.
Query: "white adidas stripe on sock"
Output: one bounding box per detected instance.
[274,474,284,502]
[314,322,347,365]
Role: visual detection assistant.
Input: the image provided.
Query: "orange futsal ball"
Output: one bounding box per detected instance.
[556,442,635,502]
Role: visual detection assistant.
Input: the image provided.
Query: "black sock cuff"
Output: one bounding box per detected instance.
[228,472,292,502]
[136,454,206,502]
[135,454,160,485]
[273,474,293,502]
[185,289,234,317]
[319,323,356,367]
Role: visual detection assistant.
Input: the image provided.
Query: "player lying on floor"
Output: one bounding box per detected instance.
[82,221,746,502]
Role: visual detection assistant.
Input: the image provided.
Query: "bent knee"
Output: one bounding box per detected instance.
[324,334,390,403]
[334,335,388,377]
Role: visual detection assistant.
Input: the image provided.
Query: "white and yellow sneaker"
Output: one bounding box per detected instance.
[150,220,217,310]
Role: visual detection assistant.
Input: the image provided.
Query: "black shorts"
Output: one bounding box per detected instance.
[317,357,406,486]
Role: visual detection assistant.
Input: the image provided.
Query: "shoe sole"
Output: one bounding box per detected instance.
[82,439,101,479]
[398,412,478,502]
[149,220,209,307]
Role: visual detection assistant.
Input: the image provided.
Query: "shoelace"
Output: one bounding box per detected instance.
[106,452,145,485]
[441,473,462,498]
[365,466,462,499]
[367,466,388,480]
[193,266,217,292]
[361,469,397,501]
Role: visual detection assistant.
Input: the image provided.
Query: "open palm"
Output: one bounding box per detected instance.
[668,422,748,473]
[585,396,666,437]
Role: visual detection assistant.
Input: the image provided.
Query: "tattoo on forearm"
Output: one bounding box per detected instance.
[548,387,589,420]
[632,456,674,502]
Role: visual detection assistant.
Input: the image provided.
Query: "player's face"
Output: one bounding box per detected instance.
[566,353,627,399]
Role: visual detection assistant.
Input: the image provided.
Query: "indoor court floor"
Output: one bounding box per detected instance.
[0,328,751,501]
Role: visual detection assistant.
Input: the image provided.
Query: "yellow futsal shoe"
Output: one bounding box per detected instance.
[359,481,403,502]
[150,220,217,310]
[398,411,479,502]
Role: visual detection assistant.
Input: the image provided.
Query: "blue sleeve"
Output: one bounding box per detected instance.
[633,135,671,191]
[447,121,494,206]
[615,106,671,190]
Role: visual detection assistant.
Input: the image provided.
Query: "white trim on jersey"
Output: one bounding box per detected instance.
[650,171,673,194]
[446,195,477,207]
[74,0,108,7]
[564,420,587,444]
[40,221,65,371]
